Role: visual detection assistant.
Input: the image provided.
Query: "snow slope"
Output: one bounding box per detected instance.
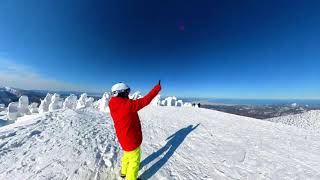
[267,110,320,132]
[0,108,121,180]
[1,107,320,179]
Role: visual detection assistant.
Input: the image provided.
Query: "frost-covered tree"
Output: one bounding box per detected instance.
[175,100,183,107]
[161,100,166,106]
[85,97,94,107]
[63,94,77,109]
[39,93,52,114]
[183,102,193,107]
[163,96,177,106]
[18,96,31,115]
[7,102,19,120]
[130,91,142,100]
[49,93,62,111]
[76,93,88,109]
[29,103,39,113]
[99,92,111,112]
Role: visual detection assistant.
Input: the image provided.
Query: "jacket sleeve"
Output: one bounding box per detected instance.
[129,84,161,112]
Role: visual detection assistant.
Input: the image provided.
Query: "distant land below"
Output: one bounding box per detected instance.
[180,98,320,106]
[207,98,320,106]
[181,98,320,119]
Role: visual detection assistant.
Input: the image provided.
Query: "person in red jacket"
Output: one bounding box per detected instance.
[109,81,161,180]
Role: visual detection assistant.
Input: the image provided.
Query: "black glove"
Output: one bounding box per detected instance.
[158,80,161,86]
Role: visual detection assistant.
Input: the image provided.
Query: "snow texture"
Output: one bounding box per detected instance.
[268,110,320,132]
[0,108,120,180]
[1,106,320,179]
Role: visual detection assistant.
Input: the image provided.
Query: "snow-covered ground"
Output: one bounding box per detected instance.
[267,110,320,132]
[0,107,320,179]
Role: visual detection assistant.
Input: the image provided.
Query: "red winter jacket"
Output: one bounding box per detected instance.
[109,84,161,151]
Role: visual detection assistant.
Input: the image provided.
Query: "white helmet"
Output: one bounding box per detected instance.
[111,82,130,96]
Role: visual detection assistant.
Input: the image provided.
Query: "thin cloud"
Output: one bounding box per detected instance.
[0,59,93,92]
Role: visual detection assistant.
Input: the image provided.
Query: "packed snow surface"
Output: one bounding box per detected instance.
[1,107,320,179]
[268,110,320,132]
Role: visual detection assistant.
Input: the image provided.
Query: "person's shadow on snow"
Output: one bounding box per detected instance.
[139,123,200,179]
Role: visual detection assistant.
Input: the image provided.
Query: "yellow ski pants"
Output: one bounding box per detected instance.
[121,147,141,180]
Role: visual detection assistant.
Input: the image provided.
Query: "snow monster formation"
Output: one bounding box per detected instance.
[29,103,39,113]
[7,96,31,120]
[18,96,31,116]
[76,93,94,109]
[175,100,183,107]
[39,93,53,114]
[99,92,111,112]
[162,96,177,106]
[63,94,78,109]
[183,102,193,107]
[76,93,88,109]
[49,93,62,111]
[85,97,94,107]
[130,91,142,100]
[7,102,19,120]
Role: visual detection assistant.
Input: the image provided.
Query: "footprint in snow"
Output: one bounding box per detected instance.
[29,130,42,137]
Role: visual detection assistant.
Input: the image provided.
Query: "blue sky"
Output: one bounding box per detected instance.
[0,0,320,99]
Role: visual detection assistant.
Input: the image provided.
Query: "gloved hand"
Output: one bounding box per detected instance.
[158,80,161,86]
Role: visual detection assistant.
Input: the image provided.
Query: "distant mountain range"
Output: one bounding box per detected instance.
[0,87,46,106]
[0,87,102,106]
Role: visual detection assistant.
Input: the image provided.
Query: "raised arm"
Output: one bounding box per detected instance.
[129,84,161,112]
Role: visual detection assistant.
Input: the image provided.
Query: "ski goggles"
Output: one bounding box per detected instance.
[112,88,131,96]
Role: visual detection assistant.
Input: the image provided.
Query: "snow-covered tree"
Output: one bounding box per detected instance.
[18,96,31,115]
[183,102,193,107]
[163,96,177,106]
[85,97,94,107]
[130,91,142,100]
[39,93,52,114]
[7,102,19,120]
[49,93,62,111]
[99,92,111,112]
[63,94,77,109]
[76,93,88,109]
[29,103,39,113]
[175,100,183,107]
